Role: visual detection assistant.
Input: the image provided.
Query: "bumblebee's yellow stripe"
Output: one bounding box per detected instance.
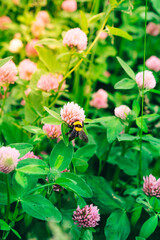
[75,127,82,132]
[73,121,82,126]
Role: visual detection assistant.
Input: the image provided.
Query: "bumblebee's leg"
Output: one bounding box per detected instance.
[69,129,77,141]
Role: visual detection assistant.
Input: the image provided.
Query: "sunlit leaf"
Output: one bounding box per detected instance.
[107,26,133,41]
[116,57,136,80]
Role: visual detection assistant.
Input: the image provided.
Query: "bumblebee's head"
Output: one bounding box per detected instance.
[73,121,83,132]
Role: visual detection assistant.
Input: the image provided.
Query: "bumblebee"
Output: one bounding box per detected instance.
[66,120,88,143]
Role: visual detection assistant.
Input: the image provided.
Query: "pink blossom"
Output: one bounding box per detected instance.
[21,88,31,106]
[26,39,39,57]
[136,70,156,89]
[146,56,160,72]
[12,0,19,5]
[63,28,87,51]
[25,88,31,96]
[8,39,23,53]
[37,73,64,92]
[40,151,48,155]
[21,99,25,106]
[99,31,108,40]
[104,71,111,77]
[73,204,100,228]
[90,89,108,109]
[143,174,160,198]
[62,0,77,12]
[114,105,131,120]
[19,59,37,80]
[0,16,11,30]
[36,11,50,25]
[0,60,17,86]
[146,22,160,36]
[31,19,45,38]
[43,124,61,139]
[120,129,125,135]
[14,33,21,39]
[0,147,20,173]
[19,151,39,161]
[60,102,85,125]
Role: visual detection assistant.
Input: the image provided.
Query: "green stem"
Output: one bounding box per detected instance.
[112,166,121,190]
[27,182,58,195]
[5,174,10,223]
[90,0,96,13]
[58,192,62,209]
[93,0,100,14]
[65,52,72,76]
[73,69,80,101]
[2,201,20,240]
[1,85,9,117]
[98,142,113,176]
[80,228,85,239]
[139,0,148,186]
[112,141,126,190]
[12,201,19,221]
[98,160,102,176]
[2,231,10,240]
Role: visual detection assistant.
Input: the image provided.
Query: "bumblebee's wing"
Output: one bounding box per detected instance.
[79,129,88,143]
[69,129,78,142]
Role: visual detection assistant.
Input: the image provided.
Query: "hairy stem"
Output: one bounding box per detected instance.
[1,85,9,117]
[139,0,148,186]
[98,142,114,176]
[112,165,121,190]
[5,174,10,223]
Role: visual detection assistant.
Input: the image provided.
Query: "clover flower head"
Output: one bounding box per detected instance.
[31,19,45,38]
[37,73,61,92]
[146,56,160,72]
[0,16,11,30]
[8,39,23,53]
[0,60,17,86]
[60,102,85,125]
[143,174,160,198]
[19,59,37,81]
[43,124,61,139]
[26,39,39,57]
[146,22,160,36]
[25,88,31,97]
[36,11,50,25]
[62,0,77,12]
[19,151,39,161]
[99,31,108,40]
[12,0,19,5]
[136,70,156,89]
[73,204,100,228]
[90,89,108,109]
[104,71,111,77]
[114,105,131,120]
[0,147,20,173]
[63,28,87,51]
[21,88,31,106]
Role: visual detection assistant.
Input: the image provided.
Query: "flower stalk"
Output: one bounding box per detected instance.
[139,0,148,186]
[5,174,10,223]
